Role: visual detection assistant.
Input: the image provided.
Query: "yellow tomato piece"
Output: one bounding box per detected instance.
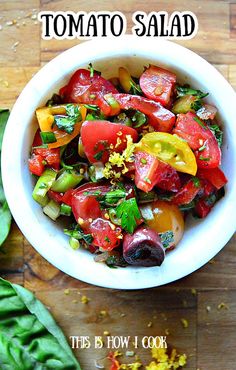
[119,67,132,92]
[35,105,87,149]
[135,132,197,175]
[141,200,184,248]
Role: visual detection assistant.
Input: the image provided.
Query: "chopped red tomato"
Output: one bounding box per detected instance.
[195,198,213,218]
[48,190,64,203]
[34,147,60,171]
[29,130,60,174]
[140,65,176,107]
[198,167,227,190]
[111,94,176,132]
[89,218,122,251]
[173,112,221,168]
[61,189,75,206]
[172,178,201,205]
[28,154,44,176]
[134,151,181,193]
[71,183,110,227]
[81,120,138,163]
[59,69,118,111]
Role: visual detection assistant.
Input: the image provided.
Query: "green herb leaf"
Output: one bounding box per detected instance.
[209,124,223,147]
[199,155,210,161]
[64,226,93,245]
[0,109,12,247]
[130,79,143,95]
[159,231,174,249]
[93,150,104,161]
[54,104,81,134]
[198,143,207,152]
[192,177,201,188]
[176,85,208,99]
[0,278,81,369]
[116,198,141,234]
[191,99,202,111]
[88,63,94,77]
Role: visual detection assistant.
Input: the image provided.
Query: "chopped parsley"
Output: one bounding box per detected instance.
[192,177,201,187]
[93,150,104,161]
[104,236,110,243]
[130,79,142,95]
[199,155,210,161]
[176,85,208,99]
[54,104,81,134]
[159,231,174,249]
[209,124,223,147]
[191,99,202,111]
[116,198,141,234]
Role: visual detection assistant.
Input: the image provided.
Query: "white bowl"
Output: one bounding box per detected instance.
[2,36,236,289]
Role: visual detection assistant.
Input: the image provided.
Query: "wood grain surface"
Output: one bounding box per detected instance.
[0,1,236,369]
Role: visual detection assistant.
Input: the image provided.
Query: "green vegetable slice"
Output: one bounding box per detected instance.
[32,168,57,206]
[51,170,83,193]
[0,278,81,370]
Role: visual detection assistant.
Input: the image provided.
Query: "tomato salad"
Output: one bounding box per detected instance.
[29,64,227,268]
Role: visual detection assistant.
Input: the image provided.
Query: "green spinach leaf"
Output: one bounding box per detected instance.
[0,278,81,370]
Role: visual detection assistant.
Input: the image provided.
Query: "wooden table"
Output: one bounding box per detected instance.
[0,1,236,369]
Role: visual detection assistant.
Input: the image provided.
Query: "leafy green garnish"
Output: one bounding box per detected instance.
[209,124,223,147]
[88,63,94,77]
[116,198,141,234]
[0,278,81,369]
[93,150,104,161]
[176,85,208,99]
[54,104,81,134]
[198,143,207,152]
[130,79,143,95]
[64,225,93,245]
[199,155,210,161]
[191,99,202,111]
[159,231,174,249]
[0,109,12,247]
[192,177,201,188]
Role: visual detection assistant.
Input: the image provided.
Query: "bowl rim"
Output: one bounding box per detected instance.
[2,36,236,289]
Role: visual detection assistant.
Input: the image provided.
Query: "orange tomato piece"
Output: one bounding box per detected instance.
[35,104,87,149]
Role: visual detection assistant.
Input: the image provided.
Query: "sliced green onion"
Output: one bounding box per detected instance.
[51,170,83,192]
[40,131,57,144]
[69,237,80,250]
[60,203,72,216]
[32,168,57,206]
[43,199,60,221]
